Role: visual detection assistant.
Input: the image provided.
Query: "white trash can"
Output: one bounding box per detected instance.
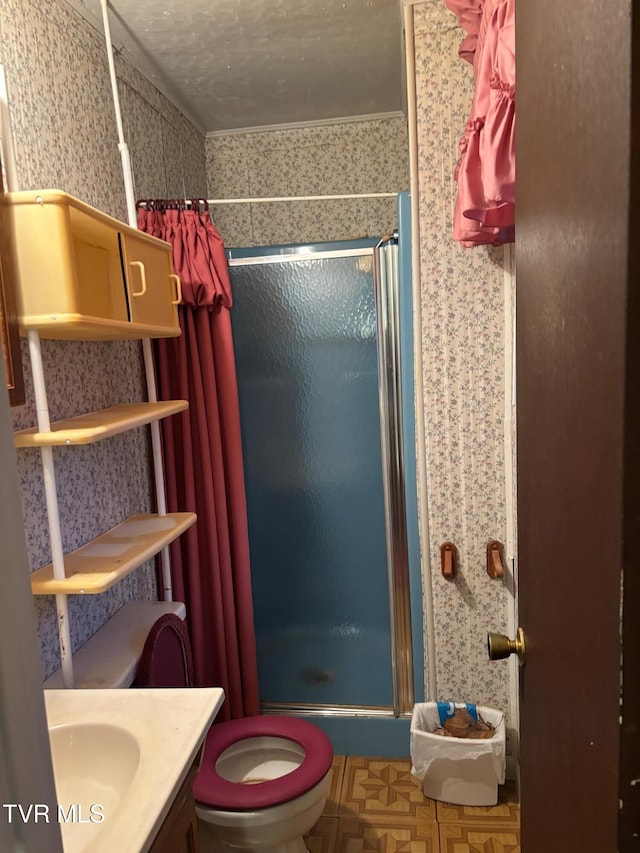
[410,703,506,806]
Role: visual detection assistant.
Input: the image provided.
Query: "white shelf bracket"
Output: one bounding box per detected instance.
[101,0,173,602]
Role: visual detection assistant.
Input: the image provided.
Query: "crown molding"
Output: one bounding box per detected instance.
[206,111,406,138]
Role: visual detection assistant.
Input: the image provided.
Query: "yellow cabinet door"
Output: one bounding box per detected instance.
[6,191,130,339]
[120,232,181,337]
[71,206,129,327]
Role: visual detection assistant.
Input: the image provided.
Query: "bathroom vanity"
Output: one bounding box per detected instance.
[149,761,200,853]
[44,688,224,853]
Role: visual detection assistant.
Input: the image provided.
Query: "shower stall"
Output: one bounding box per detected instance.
[228,194,423,754]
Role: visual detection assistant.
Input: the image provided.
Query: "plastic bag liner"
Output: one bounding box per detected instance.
[410,703,506,784]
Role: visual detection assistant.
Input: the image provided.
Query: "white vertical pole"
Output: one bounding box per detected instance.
[100,0,172,600]
[3,62,75,687]
[143,343,173,600]
[28,331,75,688]
[0,66,19,191]
[404,3,437,701]
[99,0,136,227]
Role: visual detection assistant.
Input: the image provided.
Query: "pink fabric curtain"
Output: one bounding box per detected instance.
[446,0,515,247]
[137,203,260,721]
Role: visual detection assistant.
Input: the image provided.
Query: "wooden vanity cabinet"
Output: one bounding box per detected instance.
[149,762,200,853]
[3,190,181,339]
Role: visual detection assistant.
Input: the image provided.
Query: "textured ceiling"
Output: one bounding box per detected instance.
[72,0,404,132]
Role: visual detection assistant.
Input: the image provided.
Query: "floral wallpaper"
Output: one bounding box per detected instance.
[0,0,513,727]
[207,66,514,727]
[205,116,409,246]
[413,2,514,722]
[0,0,206,678]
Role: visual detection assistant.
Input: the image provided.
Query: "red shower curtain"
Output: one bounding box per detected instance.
[137,202,259,720]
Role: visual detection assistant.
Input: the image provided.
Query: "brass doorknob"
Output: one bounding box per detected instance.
[487,628,526,666]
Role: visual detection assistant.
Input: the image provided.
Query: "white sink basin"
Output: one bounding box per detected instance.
[44,687,224,852]
[49,723,140,851]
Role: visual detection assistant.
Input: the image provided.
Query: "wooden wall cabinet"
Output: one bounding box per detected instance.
[2,190,181,339]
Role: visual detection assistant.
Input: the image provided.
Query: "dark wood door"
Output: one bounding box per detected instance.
[516,0,639,850]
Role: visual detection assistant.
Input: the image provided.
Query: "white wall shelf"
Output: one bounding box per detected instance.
[14,400,187,447]
[44,600,187,689]
[30,512,196,595]
[6,192,190,684]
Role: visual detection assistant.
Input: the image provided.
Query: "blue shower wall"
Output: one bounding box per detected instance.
[229,242,394,708]
[227,198,423,753]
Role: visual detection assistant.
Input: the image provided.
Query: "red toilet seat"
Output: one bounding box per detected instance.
[136,615,333,812]
[193,716,333,811]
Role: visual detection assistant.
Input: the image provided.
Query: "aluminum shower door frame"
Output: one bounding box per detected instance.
[373,240,414,717]
[229,241,415,719]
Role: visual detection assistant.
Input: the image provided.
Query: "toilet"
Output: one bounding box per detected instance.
[136,614,333,853]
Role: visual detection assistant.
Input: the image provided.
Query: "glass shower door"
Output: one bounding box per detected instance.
[230,244,394,709]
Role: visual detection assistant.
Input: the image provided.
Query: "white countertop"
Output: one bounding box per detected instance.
[44,687,225,852]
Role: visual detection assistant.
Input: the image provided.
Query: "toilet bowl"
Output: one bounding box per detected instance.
[137,615,333,853]
[195,717,332,853]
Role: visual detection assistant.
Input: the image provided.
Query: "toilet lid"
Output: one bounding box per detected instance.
[136,614,194,688]
[193,716,333,811]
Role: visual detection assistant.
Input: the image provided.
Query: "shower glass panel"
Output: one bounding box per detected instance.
[230,243,393,709]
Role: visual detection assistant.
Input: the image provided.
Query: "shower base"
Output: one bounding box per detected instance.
[256,625,394,710]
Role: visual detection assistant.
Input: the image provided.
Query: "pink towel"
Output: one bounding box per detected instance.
[447,0,516,247]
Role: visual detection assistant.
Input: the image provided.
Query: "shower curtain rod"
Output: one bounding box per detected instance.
[138,192,397,206]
